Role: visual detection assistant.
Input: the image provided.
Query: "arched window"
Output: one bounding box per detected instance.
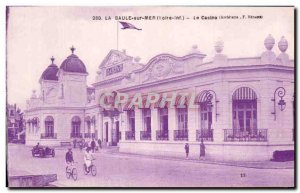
[71,116,81,138]
[44,116,54,138]
[232,87,257,133]
[195,90,215,141]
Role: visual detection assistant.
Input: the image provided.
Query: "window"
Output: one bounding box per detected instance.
[128,110,135,132]
[177,107,188,130]
[159,108,168,132]
[143,109,151,132]
[45,116,54,137]
[71,116,81,138]
[200,103,212,130]
[232,87,257,133]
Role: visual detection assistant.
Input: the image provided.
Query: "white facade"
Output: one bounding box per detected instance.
[25,35,294,161]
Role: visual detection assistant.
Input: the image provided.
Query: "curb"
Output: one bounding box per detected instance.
[107,152,294,170]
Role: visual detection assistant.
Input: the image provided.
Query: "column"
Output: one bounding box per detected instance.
[135,109,142,141]
[168,108,176,141]
[121,112,128,141]
[98,113,103,141]
[108,118,113,145]
[151,108,158,141]
[188,106,198,142]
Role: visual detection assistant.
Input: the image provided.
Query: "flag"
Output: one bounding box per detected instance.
[119,21,142,30]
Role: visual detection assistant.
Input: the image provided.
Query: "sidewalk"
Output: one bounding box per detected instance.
[106,150,294,170]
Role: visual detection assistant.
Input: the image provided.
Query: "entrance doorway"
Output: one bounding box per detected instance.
[112,121,120,146]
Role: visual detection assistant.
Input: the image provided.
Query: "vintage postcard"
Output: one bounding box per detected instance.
[6,6,295,188]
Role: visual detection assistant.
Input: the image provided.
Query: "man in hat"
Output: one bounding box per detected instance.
[65,148,74,171]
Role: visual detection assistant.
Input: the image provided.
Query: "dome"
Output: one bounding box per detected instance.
[60,46,87,73]
[41,57,59,81]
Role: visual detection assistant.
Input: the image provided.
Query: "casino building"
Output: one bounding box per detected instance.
[24,35,294,161]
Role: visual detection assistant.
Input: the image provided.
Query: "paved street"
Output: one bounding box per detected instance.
[7,144,294,187]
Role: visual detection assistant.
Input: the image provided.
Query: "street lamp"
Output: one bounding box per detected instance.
[271,87,286,120]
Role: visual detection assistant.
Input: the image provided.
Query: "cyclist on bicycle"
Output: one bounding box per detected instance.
[66,148,74,169]
[84,147,94,172]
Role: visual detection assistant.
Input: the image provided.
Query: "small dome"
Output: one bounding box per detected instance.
[264,34,275,50]
[41,57,59,81]
[60,46,87,73]
[278,36,288,52]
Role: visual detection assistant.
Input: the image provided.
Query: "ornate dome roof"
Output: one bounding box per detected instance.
[41,57,59,81]
[60,46,87,73]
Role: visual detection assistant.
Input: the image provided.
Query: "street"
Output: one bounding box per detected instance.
[7,144,294,187]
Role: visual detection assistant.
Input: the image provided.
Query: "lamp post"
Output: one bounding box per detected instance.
[271,87,286,120]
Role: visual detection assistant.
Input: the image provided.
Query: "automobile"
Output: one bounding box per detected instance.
[31,146,55,158]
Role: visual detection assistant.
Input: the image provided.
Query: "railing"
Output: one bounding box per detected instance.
[156,130,168,141]
[174,130,188,141]
[40,133,57,139]
[125,131,135,140]
[196,129,214,141]
[224,129,268,142]
[70,133,82,138]
[140,131,151,140]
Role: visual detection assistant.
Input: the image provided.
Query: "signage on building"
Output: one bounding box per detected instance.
[106,64,123,76]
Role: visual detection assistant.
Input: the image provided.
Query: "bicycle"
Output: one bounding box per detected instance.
[66,162,78,181]
[83,159,97,176]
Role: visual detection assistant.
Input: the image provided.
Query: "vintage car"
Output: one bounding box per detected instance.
[31,146,55,158]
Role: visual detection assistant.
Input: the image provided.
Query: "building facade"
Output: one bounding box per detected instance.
[7,104,25,143]
[24,35,294,161]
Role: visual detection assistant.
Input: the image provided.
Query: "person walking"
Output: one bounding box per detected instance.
[97,138,102,149]
[184,143,189,159]
[200,139,206,160]
[91,139,96,153]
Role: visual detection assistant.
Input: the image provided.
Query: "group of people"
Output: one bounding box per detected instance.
[184,139,206,160]
[73,138,102,152]
[65,146,95,173]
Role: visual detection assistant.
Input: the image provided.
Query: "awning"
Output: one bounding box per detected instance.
[195,90,214,104]
[232,87,257,100]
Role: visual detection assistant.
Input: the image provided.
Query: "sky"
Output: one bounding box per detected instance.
[6,6,294,110]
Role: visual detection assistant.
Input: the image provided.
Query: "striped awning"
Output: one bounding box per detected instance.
[174,95,189,107]
[232,87,257,100]
[123,101,135,111]
[195,90,214,104]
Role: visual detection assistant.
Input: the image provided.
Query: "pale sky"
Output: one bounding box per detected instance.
[7,6,294,110]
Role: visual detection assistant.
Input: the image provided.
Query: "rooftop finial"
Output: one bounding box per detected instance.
[50,56,55,64]
[215,39,224,54]
[70,45,76,54]
[264,34,275,50]
[278,36,288,53]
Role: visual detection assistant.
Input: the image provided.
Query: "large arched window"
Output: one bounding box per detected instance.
[232,87,257,133]
[195,90,216,141]
[44,116,54,138]
[71,116,81,138]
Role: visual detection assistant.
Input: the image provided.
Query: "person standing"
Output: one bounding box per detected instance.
[200,139,206,160]
[184,143,189,159]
